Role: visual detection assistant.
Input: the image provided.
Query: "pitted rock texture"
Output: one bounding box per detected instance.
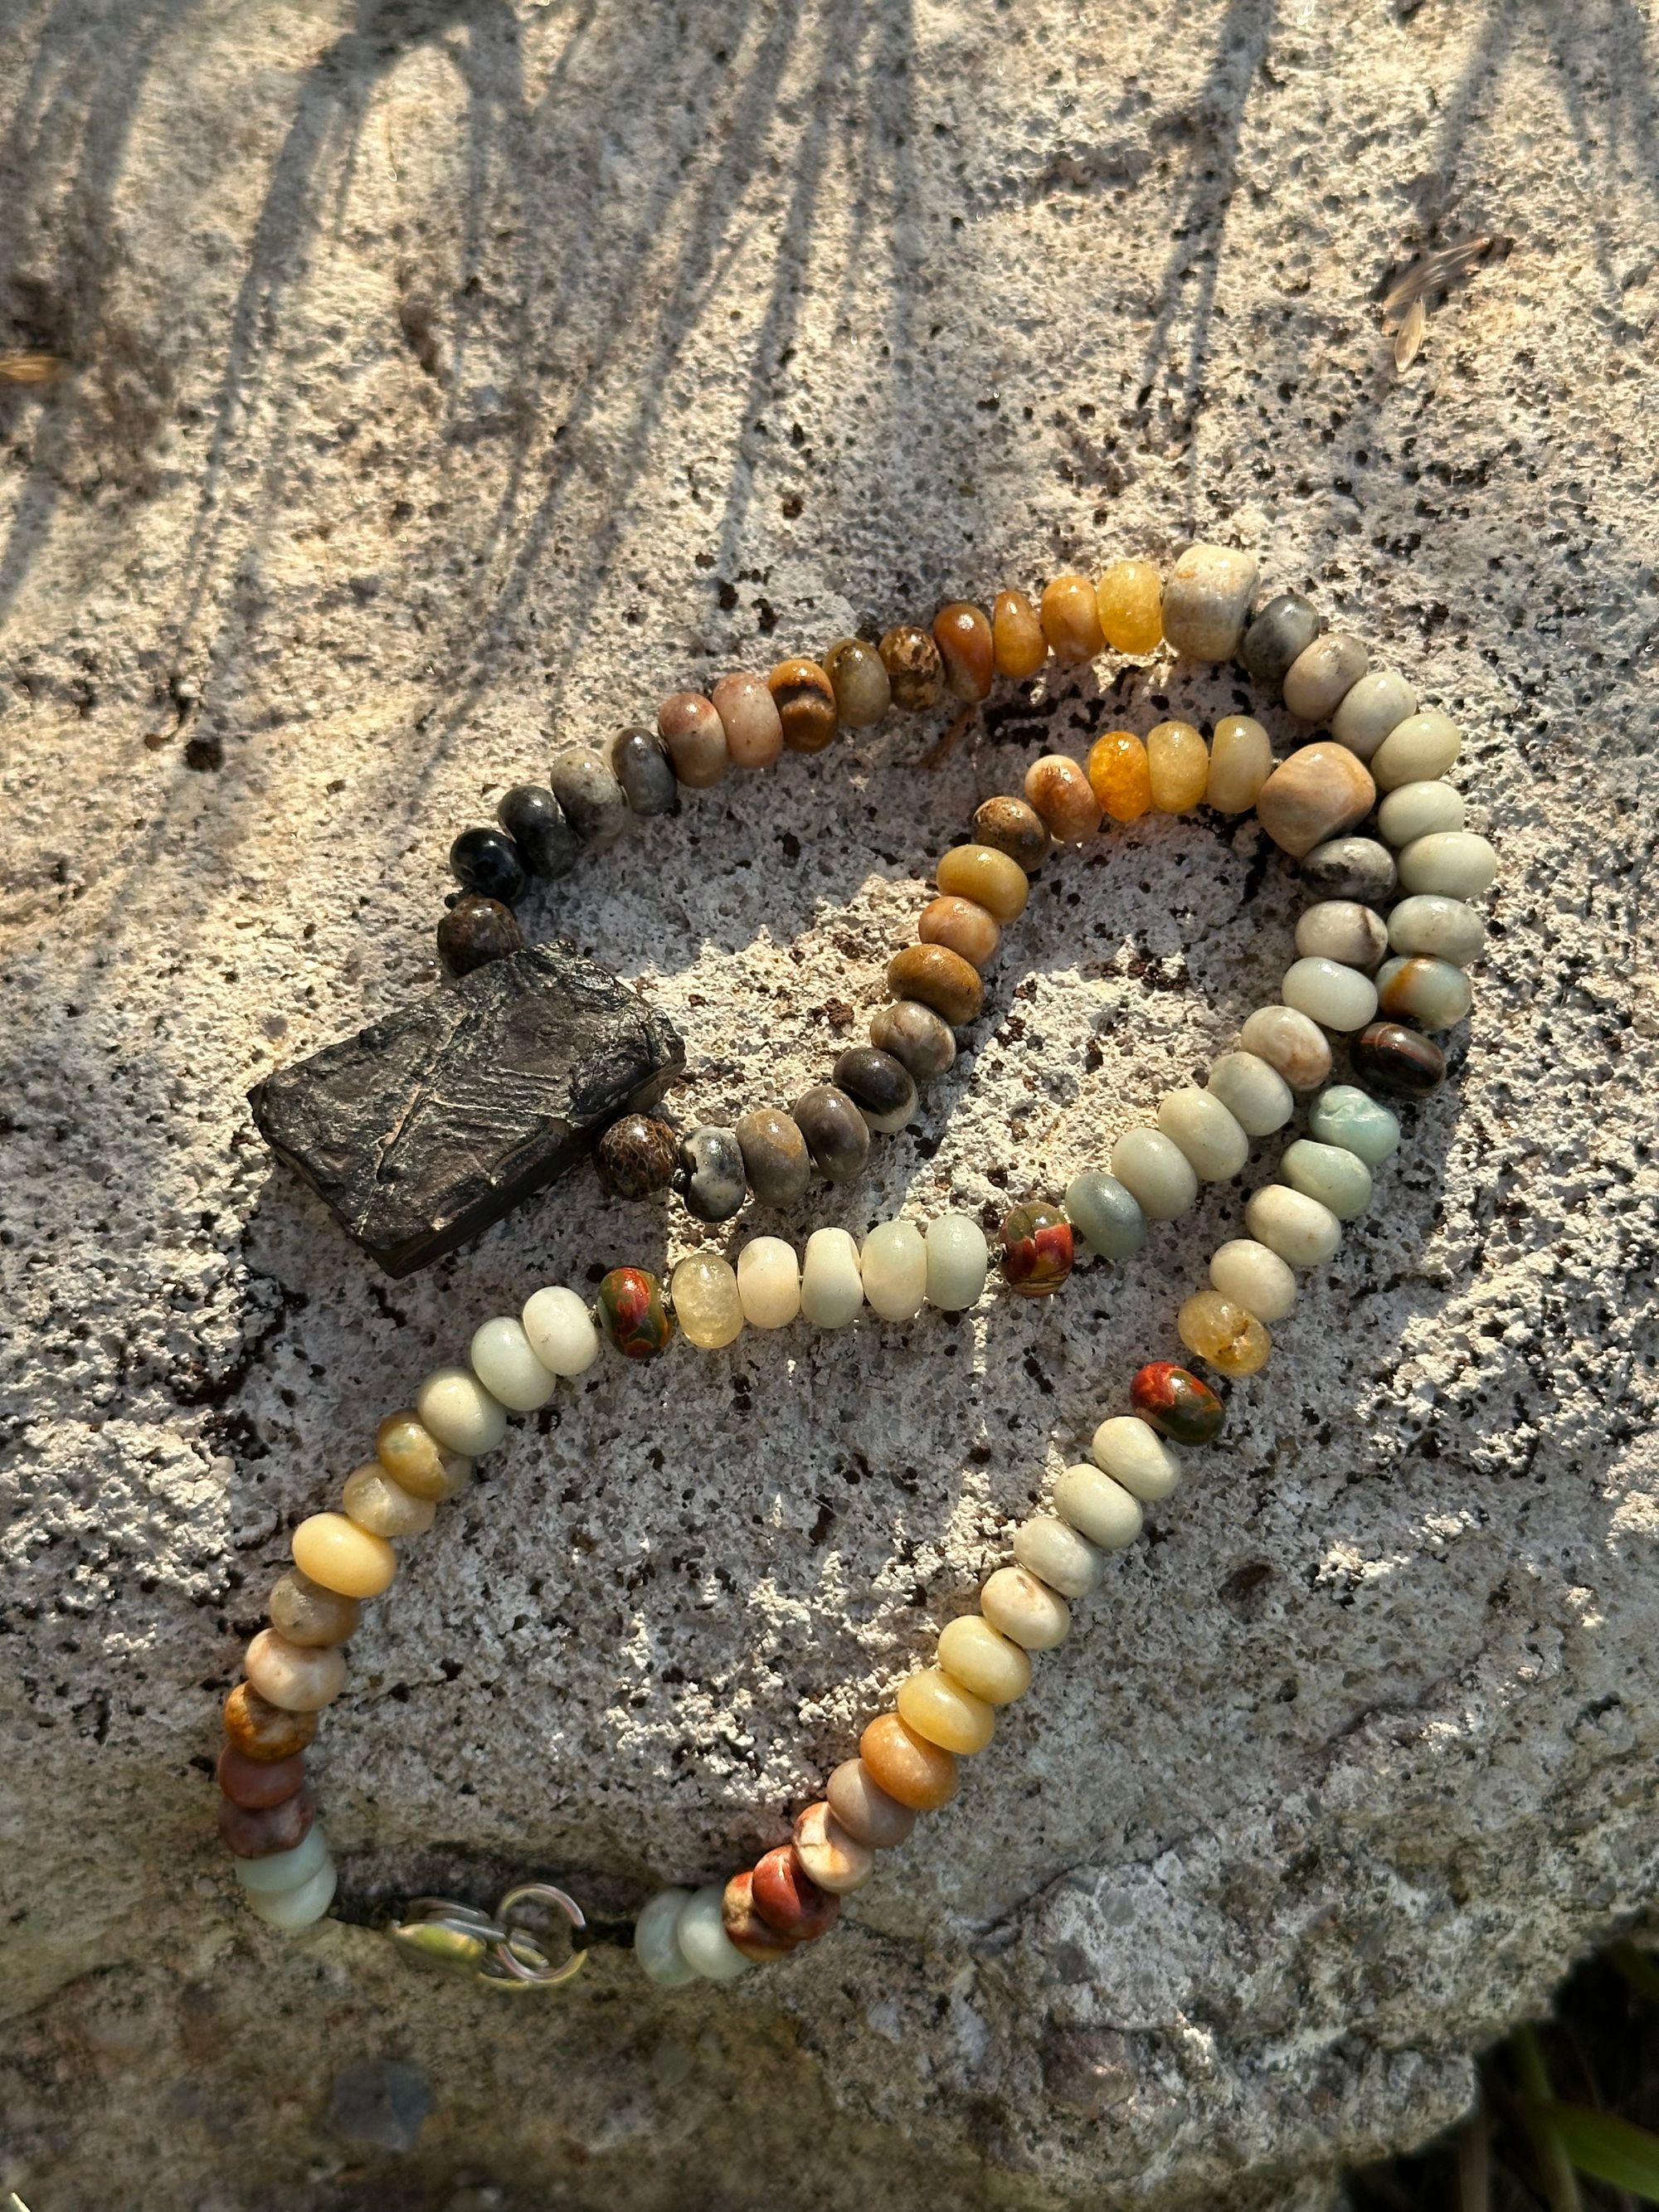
[1,2,1657,2209]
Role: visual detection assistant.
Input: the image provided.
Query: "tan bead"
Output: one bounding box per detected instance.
[375,1411,470,1502]
[1024,753,1102,842]
[897,1667,995,1754]
[878,624,946,711]
[244,1626,346,1714]
[823,638,892,727]
[932,601,995,700]
[657,691,730,786]
[712,670,785,768]
[1238,1004,1334,1091]
[859,1713,960,1811]
[1178,1288,1272,1376]
[1206,715,1273,813]
[791,1802,875,1894]
[825,1757,917,1849]
[980,1564,1070,1650]
[1255,742,1376,858]
[268,1570,361,1650]
[935,841,1029,921]
[887,944,983,1027]
[342,1461,436,1539]
[1160,542,1258,660]
[768,657,839,753]
[937,1615,1032,1706]
[991,588,1048,678]
[223,1682,317,1762]
[1146,719,1209,812]
[1086,730,1152,824]
[1039,573,1104,663]
[918,896,1000,970]
[1095,559,1163,654]
[670,1252,744,1349]
[291,1511,397,1601]
[972,795,1050,871]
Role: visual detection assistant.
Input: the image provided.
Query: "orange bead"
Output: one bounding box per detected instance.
[1024,753,1102,843]
[1086,730,1152,824]
[1095,559,1164,654]
[1039,574,1104,664]
[859,1712,960,1812]
[932,602,995,700]
[991,589,1048,679]
[918,895,1000,971]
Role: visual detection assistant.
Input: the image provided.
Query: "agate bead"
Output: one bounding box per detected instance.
[1396,831,1497,899]
[1156,1088,1248,1181]
[1131,1363,1224,1444]
[218,1787,316,1860]
[548,746,630,852]
[634,1889,699,1988]
[719,1872,795,1962]
[1089,1415,1181,1500]
[676,1125,748,1223]
[1000,1201,1073,1296]
[1376,954,1475,1030]
[449,825,528,905]
[223,1684,318,1763]
[1244,1185,1341,1269]
[611,724,680,815]
[979,1566,1070,1650]
[520,1286,601,1377]
[341,1461,437,1539]
[416,1365,508,1457]
[1010,1515,1102,1601]
[670,1253,744,1350]
[825,1757,916,1849]
[1039,573,1105,663]
[1110,1128,1198,1220]
[1377,780,1465,848]
[1176,1290,1271,1377]
[972,794,1050,872]
[991,588,1048,679]
[1095,558,1164,654]
[1282,631,1367,722]
[655,692,730,788]
[870,999,957,1082]
[1207,1239,1297,1323]
[860,1219,927,1322]
[375,1412,471,1503]
[291,1512,397,1601]
[800,1227,864,1328]
[924,1214,989,1311]
[216,1744,306,1811]
[1205,1051,1294,1136]
[1331,668,1416,761]
[1241,591,1321,695]
[823,638,892,727]
[1255,743,1376,858]
[768,657,839,752]
[933,601,995,699]
[1371,708,1461,791]
[937,841,1029,921]
[269,1570,362,1649]
[677,1884,752,1980]
[1282,955,1379,1033]
[1307,1084,1400,1166]
[887,945,983,1027]
[736,1107,812,1207]
[1053,1462,1145,1549]
[244,1628,346,1714]
[791,1802,875,1894]
[1237,1005,1333,1090]
[859,1713,959,1810]
[1146,719,1209,812]
[468,1316,557,1413]
[896,1669,995,1757]
[1301,836,1397,905]
[878,624,946,711]
[712,671,784,769]
[1160,542,1258,660]
[752,1845,840,1942]
[794,1083,872,1182]
[437,895,522,980]
[597,1266,674,1358]
[1387,895,1486,966]
[1282,1138,1374,1221]
[737,1237,801,1328]
[919,894,1000,970]
[1350,1021,1448,1096]
[1086,730,1153,824]
[1295,900,1388,970]
[498,783,580,878]
[833,1046,919,1133]
[1062,1169,1146,1259]
[1205,716,1273,814]
[232,1823,329,1894]
[1024,753,1102,843]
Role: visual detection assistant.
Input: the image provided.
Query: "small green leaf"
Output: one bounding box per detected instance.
[1547,2103,1659,2202]
[1609,1941,1659,2009]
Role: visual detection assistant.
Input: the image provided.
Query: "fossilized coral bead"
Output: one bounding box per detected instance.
[594,1112,679,1200]
[437,895,522,980]
[879,624,946,710]
[268,1569,361,1649]
[712,671,784,768]
[919,894,1000,970]
[216,1743,306,1810]
[244,1627,346,1713]
[656,693,729,787]
[791,1802,874,1894]
[752,1845,841,1941]
[825,1757,917,1850]
[972,794,1050,872]
[888,945,983,1027]
[721,1871,795,1962]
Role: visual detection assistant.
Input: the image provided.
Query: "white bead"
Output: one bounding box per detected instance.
[521,1286,600,1377]
[1206,1050,1294,1136]
[234,1825,330,1894]
[737,1236,801,1328]
[800,1227,864,1328]
[980,1564,1070,1649]
[1370,707,1462,791]
[1281,956,1379,1033]
[1053,1463,1144,1550]
[1109,1127,1198,1219]
[634,1889,699,1987]
[415,1364,507,1457]
[925,1213,989,1310]
[1397,830,1497,898]
[1011,1514,1102,1599]
[1377,778,1465,847]
[245,1857,338,1930]
[1245,1184,1342,1269]
[1237,1005,1332,1091]
[1331,668,1416,761]
[469,1317,557,1412]
[1209,1238,1298,1321]
[1282,1138,1374,1220]
[1294,901,1388,970]
[675,1884,751,1981]
[1087,1415,1180,1501]
[1155,1088,1248,1180]
[1377,954,1475,1029]
[1387,895,1486,966]
[860,1219,927,1321]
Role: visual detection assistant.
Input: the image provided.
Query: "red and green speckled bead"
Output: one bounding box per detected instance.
[1000,1202,1074,1296]
[597,1267,675,1359]
[1131,1361,1224,1444]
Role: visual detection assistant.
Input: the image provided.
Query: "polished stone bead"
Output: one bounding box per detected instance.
[611,724,681,814]
[1331,668,1416,761]
[1095,558,1163,654]
[791,1802,875,1894]
[1063,1169,1146,1259]
[1256,743,1376,858]
[1146,719,1209,812]
[933,601,995,699]
[972,794,1050,872]
[671,1253,744,1349]
[887,944,983,1027]
[832,1047,917,1134]
[676,1125,747,1222]
[233,1823,329,1894]
[1086,729,1153,824]
[1000,1200,1073,1296]
[859,1713,959,1810]
[1244,1184,1342,1267]
[1295,900,1388,970]
[823,637,892,727]
[245,1856,338,1931]
[991,588,1048,679]
[342,1460,437,1538]
[519,1286,600,1377]
[245,1627,346,1713]
[937,1616,1034,1706]
[1177,1289,1271,1376]
[217,1743,306,1811]
[223,1683,318,1763]
[1205,1051,1293,1136]
[896,1669,995,1757]
[736,1107,811,1207]
[825,1757,916,1850]
[595,1112,679,1200]
[1053,1461,1145,1548]
[679,1884,752,1980]
[1377,780,1465,848]
[737,1235,801,1328]
[416,1364,508,1456]
[925,1213,989,1310]
[469,1316,557,1413]
[1161,542,1258,660]
[219,1784,316,1860]
[1206,716,1273,814]
[1282,1137,1374,1220]
[937,841,1029,921]
[800,1226,864,1327]
[1371,708,1462,792]
[1110,1127,1198,1219]
[1238,1004,1333,1090]
[878,624,946,710]
[1089,1414,1181,1500]
[656,693,729,788]
[450,825,528,906]
[752,1845,840,1941]
[1156,1087,1248,1180]
[1282,631,1367,722]
[1010,1514,1102,1600]
[498,784,580,878]
[1387,894,1486,966]
[1301,836,1397,905]
[292,1512,397,1601]
[1131,1362,1224,1443]
[1282,955,1379,1033]
[269,1570,362,1650]
[861,1218,927,1321]
[919,894,1000,970]
[1024,753,1102,843]
[549,745,630,851]
[870,999,956,1082]
[1039,573,1105,663]
[597,1266,674,1358]
[1376,954,1474,1030]
[1396,831,1498,899]
[1241,591,1321,694]
[1208,1238,1298,1322]
[436,895,523,980]
[634,1889,699,1987]
[979,1565,1070,1650]
[711,670,784,769]
[795,1082,872,1182]
[1307,1084,1400,1165]
[768,657,839,752]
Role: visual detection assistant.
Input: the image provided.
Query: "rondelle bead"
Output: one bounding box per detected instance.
[634,1889,699,1988]
[792,1802,875,1895]
[1205,1051,1294,1136]
[243,1857,338,1929]
[752,1845,841,1942]
[291,1512,397,1601]
[218,1786,316,1860]
[669,1253,744,1350]
[1371,708,1462,792]
[498,783,580,879]
[1255,743,1376,858]
[737,1236,801,1328]
[832,1047,917,1134]
[223,1684,318,1763]
[1387,894,1486,967]
[1039,573,1104,663]
[979,1565,1070,1650]
[860,1218,927,1322]
[1156,1088,1249,1181]
[676,1125,748,1223]
[991,588,1048,679]
[376,1411,471,1502]
[823,637,892,727]
[1377,780,1465,848]
[1000,1200,1073,1296]
[1095,558,1164,654]
[1062,1170,1146,1259]
[1160,542,1258,660]
[1241,591,1321,695]
[244,1627,346,1714]
[1396,831,1497,900]
[1331,668,1416,761]
[919,894,1000,970]
[1307,1085,1401,1166]
[1024,753,1102,843]
[1130,1363,1224,1444]
[436,895,523,980]
[1089,1414,1181,1500]
[677,1884,752,1981]
[1244,1184,1342,1268]
[859,1713,959,1811]
[878,624,946,711]
[1295,900,1389,970]
[933,601,995,700]
[1282,955,1379,1033]
[887,945,983,1027]
[972,794,1050,873]
[736,1107,812,1207]
[611,724,681,815]
[896,1668,995,1757]
[1282,631,1368,722]
[269,1570,362,1650]
[1205,716,1273,814]
[1237,1005,1333,1091]
[711,670,785,769]
[1146,719,1209,813]
[231,1823,328,1892]
[870,999,957,1082]
[719,1870,796,1962]
[594,1113,679,1200]
[656,693,730,788]
[937,841,1029,921]
[520,1286,601,1376]
[1282,1137,1374,1221]
[1376,954,1473,1031]
[1086,730,1153,824]
[1010,1514,1102,1601]
[216,1744,307,1811]
[825,1757,916,1850]
[1176,1290,1271,1377]
[449,825,528,906]
[598,1266,674,1357]
[924,1213,989,1311]
[416,1364,508,1457]
[548,744,630,852]
[1110,1128,1199,1220]
[800,1227,864,1328]
[937,1616,1034,1707]
[1301,836,1398,905]
[768,657,839,753]
[794,1083,872,1182]
[1053,1462,1145,1549]
[341,1460,437,1539]
[1208,1239,1298,1323]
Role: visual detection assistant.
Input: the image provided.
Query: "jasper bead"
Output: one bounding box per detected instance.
[896,1669,995,1756]
[718,1872,796,1963]
[991,588,1048,679]
[825,1757,916,1849]
[594,1113,679,1200]
[1208,1239,1297,1323]
[924,1214,989,1311]
[1156,1088,1248,1180]
[979,1565,1070,1650]
[269,1570,362,1650]
[823,637,892,727]
[937,841,1029,921]
[218,1786,316,1860]
[1063,1170,1146,1259]
[1378,780,1465,848]
[416,1365,508,1457]
[712,670,785,769]
[1238,1005,1332,1090]
[1131,1362,1224,1444]
[437,895,523,980]
[676,1125,747,1222]
[233,1826,329,1894]
[1160,542,1258,660]
[1086,730,1153,824]
[245,1627,346,1713]
[1205,1051,1293,1136]
[1011,1514,1102,1601]
[1331,668,1416,761]
[1146,719,1209,812]
[1301,836,1397,905]
[376,1411,471,1501]
[1089,1414,1181,1500]
[860,1713,960,1811]
[292,1512,397,1601]
[938,1615,1034,1704]
[1241,591,1321,695]
[498,783,580,878]
[1387,895,1486,966]
[933,601,995,699]
[1039,573,1105,663]
[520,1286,601,1377]
[1371,708,1461,791]
[656,693,730,787]
[878,624,946,710]
[223,1684,318,1763]
[920,894,1000,970]
[598,1266,674,1357]
[887,945,983,1027]
[611,724,680,814]
[1307,1085,1400,1166]
[1110,1128,1198,1220]
[548,745,630,852]
[341,1460,436,1539]
[832,1047,917,1134]
[800,1226,864,1327]
[1053,1462,1145,1549]
[634,1889,699,1988]
[870,999,956,1082]
[752,1845,840,1941]
[1376,955,1473,1030]
[791,1802,875,1894]
[795,1083,872,1181]
[1256,743,1376,858]
[737,1236,801,1328]
[1282,955,1379,1033]
[736,1107,812,1207]
[1244,1184,1341,1268]
[860,1219,927,1322]
[677,1884,752,1980]
[1176,1290,1271,1377]
[1282,1138,1374,1221]
[1282,631,1367,722]
[669,1253,744,1350]
[1296,900,1388,970]
[1396,831,1497,899]
[449,825,527,906]
[768,657,839,752]
[1095,558,1164,654]
[216,1744,306,1811]
[1000,1201,1073,1296]
[973,795,1050,872]
[1206,716,1273,813]
[1024,753,1102,843]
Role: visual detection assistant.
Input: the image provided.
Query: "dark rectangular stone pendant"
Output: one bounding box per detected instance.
[249,946,685,1276]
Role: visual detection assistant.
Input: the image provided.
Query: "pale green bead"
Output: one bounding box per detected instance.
[1370,707,1461,791]
[1156,1087,1248,1180]
[246,1858,338,1929]
[1109,1128,1197,1220]
[1377,780,1465,848]
[1282,1138,1374,1221]
[234,1825,329,1895]
[676,1884,750,1981]
[1205,1051,1294,1136]
[634,1889,699,1987]
[1397,831,1497,898]
[861,1219,927,1321]
[1245,1184,1341,1268]
[1387,894,1486,966]
[1087,1414,1180,1500]
[1208,1237,1298,1322]
[521,1286,600,1376]
[1010,1514,1102,1599]
[1053,1463,1144,1550]
[416,1365,508,1457]
[925,1213,989,1310]
[1330,668,1415,761]
[1063,1171,1146,1259]
[469,1316,557,1412]
[1282,955,1378,1033]
[800,1228,864,1328]
[1308,1085,1400,1166]
[1376,953,1474,1031]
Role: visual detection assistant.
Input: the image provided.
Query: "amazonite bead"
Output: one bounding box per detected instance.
[1012,1514,1102,1600]
[1238,1005,1332,1090]
[521,1286,600,1376]
[1308,1085,1401,1165]
[1088,1414,1180,1500]
[416,1365,508,1457]
[1282,956,1379,1033]
[1110,1128,1198,1219]
[234,1824,330,1894]
[670,1254,744,1349]
[1376,954,1475,1030]
[1371,707,1461,791]
[1282,1137,1374,1220]
[677,1884,752,1981]
[1331,668,1415,761]
[1387,895,1486,966]
[1063,1170,1146,1259]
[737,1237,800,1328]
[1377,780,1465,847]
[1053,1463,1144,1550]
[800,1228,864,1328]
[1156,1087,1248,1180]
[469,1317,557,1412]
[1205,1051,1293,1136]
[634,1889,699,1987]
[1209,1237,1298,1322]
[925,1214,989,1310]
[861,1219,927,1321]
[1397,830,1497,898]
[1245,1184,1341,1268]
[980,1566,1070,1650]
[1294,901,1388,970]
[246,1858,338,1930]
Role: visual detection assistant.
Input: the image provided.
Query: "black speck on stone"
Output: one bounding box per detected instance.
[326,2058,434,2153]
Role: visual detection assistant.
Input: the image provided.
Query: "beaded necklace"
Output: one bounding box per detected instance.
[220,542,1495,1991]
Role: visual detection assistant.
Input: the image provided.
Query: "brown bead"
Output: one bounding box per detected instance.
[1039,574,1105,663]
[918,895,1000,970]
[216,1743,306,1810]
[222,1682,319,1763]
[268,1569,361,1650]
[721,1869,796,1962]
[823,637,892,727]
[1024,753,1102,843]
[752,1845,840,1942]
[657,691,730,787]
[593,1112,679,1200]
[887,945,983,1027]
[825,1756,917,1849]
[972,795,1050,873]
[436,895,523,980]
[1255,742,1377,858]
[859,1713,959,1812]
[767,658,839,752]
[932,601,994,701]
[217,1783,316,1860]
[991,588,1048,679]
[878,624,946,711]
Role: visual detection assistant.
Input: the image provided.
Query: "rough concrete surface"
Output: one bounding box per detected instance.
[1,1,1657,2206]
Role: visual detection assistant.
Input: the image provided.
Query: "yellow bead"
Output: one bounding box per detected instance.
[1039,574,1104,664]
[1146,719,1209,812]
[1177,1288,1272,1376]
[936,842,1029,921]
[896,1666,995,1755]
[992,588,1048,679]
[669,1253,744,1349]
[292,1511,397,1600]
[937,1616,1032,1706]
[1086,730,1152,824]
[1095,559,1163,654]
[1207,714,1273,813]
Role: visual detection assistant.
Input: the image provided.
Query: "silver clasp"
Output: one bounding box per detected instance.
[387,1882,586,1991]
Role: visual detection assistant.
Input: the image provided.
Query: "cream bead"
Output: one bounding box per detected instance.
[938,1615,1033,1705]
[1205,715,1272,813]
[1397,830,1498,898]
[1245,1184,1341,1269]
[1011,1514,1102,1600]
[1156,1088,1248,1180]
[245,1858,338,1930]
[1110,1127,1198,1220]
[1294,901,1388,970]
[1282,1139,1373,1220]
[925,1214,990,1310]
[1053,1463,1144,1551]
[1377,954,1475,1029]
[341,1461,435,1539]
[980,1565,1070,1650]
[1206,1050,1294,1136]
[291,1511,397,1600]
[634,1889,699,1987]
[1088,1414,1180,1501]
[1282,956,1379,1033]
[792,1801,875,1894]
[1331,668,1415,761]
[234,1825,329,1894]
[1371,707,1462,791]
[1209,1237,1298,1322]
[520,1286,600,1377]
[800,1227,864,1328]
[1237,1005,1333,1090]
[1387,895,1486,966]
[244,1627,346,1713]
[736,1236,801,1328]
[861,1219,927,1321]
[469,1316,557,1412]
[415,1365,508,1458]
[1377,779,1465,848]
[670,1253,745,1349]
[897,1667,995,1755]
[676,1884,751,1981]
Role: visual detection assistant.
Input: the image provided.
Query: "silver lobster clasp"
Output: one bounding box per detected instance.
[387,1883,586,1991]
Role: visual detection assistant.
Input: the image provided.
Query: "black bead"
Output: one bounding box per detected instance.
[450,825,528,905]
[832,1046,917,1134]
[1241,592,1321,696]
[498,784,580,880]
[676,1126,747,1222]
[1350,1020,1447,1097]
[794,1084,872,1184]
[436,895,523,980]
